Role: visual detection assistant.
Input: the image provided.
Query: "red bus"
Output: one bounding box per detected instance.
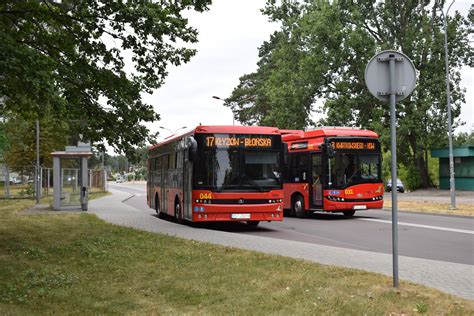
[281,127,384,217]
[147,125,284,226]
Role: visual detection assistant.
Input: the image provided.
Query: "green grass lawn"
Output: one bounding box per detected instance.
[0,199,472,315]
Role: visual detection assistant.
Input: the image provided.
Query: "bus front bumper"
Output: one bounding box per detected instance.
[323,200,384,212]
[191,203,283,222]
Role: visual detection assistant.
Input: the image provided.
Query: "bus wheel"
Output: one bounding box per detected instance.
[156,194,165,219]
[174,201,183,223]
[247,221,260,227]
[293,195,306,218]
[343,210,356,217]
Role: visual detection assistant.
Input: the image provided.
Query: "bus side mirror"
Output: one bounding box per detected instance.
[324,140,335,158]
[186,137,198,162]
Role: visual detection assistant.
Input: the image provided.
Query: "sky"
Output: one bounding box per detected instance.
[145,0,473,141]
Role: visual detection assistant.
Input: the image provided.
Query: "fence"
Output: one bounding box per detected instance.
[0,165,107,199]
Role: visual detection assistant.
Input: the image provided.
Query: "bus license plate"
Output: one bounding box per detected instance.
[353,205,367,210]
[231,213,251,219]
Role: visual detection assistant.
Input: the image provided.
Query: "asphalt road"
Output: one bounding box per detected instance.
[109,182,474,266]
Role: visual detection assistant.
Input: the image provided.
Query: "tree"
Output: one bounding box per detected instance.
[454,130,474,146]
[0,0,210,155]
[226,0,472,188]
[225,2,321,129]
[0,123,8,159]
[1,114,69,169]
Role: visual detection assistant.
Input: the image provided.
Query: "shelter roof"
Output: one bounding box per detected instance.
[431,146,474,158]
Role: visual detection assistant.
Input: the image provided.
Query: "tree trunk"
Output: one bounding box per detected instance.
[409,132,431,189]
[416,154,431,188]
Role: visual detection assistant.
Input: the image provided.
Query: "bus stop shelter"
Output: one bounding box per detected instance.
[431,146,474,191]
[51,144,93,211]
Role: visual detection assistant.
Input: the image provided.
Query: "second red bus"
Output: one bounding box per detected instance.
[281,127,384,217]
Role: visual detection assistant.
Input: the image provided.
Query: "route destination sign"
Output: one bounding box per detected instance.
[331,141,376,150]
[205,136,273,148]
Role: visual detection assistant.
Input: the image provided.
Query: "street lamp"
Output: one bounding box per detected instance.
[212,95,255,126]
[212,95,235,126]
[441,0,456,209]
[158,126,187,137]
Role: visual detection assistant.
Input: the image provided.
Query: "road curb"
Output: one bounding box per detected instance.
[381,207,473,219]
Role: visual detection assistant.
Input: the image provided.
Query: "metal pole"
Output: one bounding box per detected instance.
[74,169,78,192]
[102,151,104,191]
[212,96,235,125]
[389,54,399,288]
[443,1,456,209]
[102,150,107,192]
[4,164,10,198]
[36,119,40,204]
[40,167,43,196]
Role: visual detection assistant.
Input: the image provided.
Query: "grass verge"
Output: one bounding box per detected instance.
[384,200,474,216]
[0,199,472,315]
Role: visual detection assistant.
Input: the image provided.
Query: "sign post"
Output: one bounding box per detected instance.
[365,50,417,287]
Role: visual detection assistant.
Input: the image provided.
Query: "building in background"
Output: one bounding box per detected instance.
[431,146,474,191]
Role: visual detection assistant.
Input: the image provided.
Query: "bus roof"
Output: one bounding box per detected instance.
[194,125,280,135]
[148,125,280,151]
[282,127,378,142]
[282,127,379,152]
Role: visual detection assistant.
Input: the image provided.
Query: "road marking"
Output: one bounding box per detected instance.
[359,218,474,235]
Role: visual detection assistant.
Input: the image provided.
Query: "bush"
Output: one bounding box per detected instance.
[400,165,422,191]
[19,184,35,197]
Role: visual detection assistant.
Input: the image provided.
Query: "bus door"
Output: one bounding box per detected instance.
[310,153,323,208]
[183,149,193,220]
[161,155,167,214]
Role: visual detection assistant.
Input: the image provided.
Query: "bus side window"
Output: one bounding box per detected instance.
[149,158,154,183]
[289,153,309,182]
[169,153,176,170]
[163,154,169,170]
[176,151,183,169]
[155,157,162,186]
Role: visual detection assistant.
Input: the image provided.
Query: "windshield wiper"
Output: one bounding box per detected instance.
[242,179,266,192]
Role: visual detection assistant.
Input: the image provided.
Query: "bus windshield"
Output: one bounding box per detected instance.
[329,153,381,189]
[193,149,281,191]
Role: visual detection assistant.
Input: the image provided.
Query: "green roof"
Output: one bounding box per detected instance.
[431,146,474,158]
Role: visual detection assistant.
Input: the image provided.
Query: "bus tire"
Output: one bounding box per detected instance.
[174,199,183,223]
[247,221,260,227]
[343,210,356,217]
[293,195,306,218]
[155,194,165,219]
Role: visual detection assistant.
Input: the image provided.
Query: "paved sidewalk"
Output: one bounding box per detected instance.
[385,188,474,205]
[90,189,474,300]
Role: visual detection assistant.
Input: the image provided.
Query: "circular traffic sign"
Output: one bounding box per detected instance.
[365,50,417,102]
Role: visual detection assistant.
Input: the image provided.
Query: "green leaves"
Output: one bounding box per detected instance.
[1,115,69,169]
[227,0,471,188]
[0,0,210,156]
